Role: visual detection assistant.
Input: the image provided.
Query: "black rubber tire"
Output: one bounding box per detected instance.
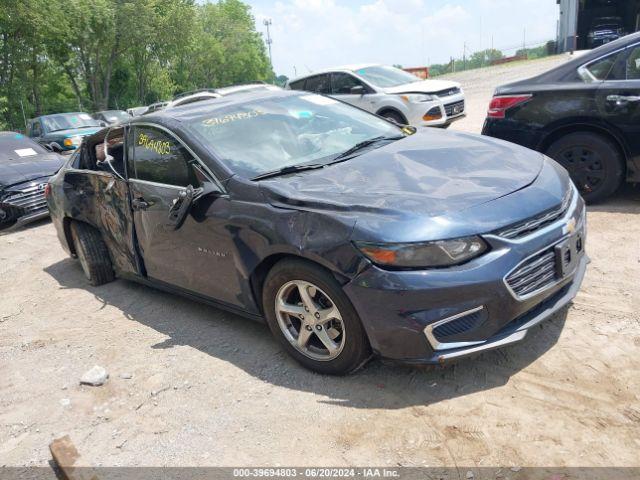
[262,259,371,375]
[380,110,406,125]
[70,221,115,286]
[546,132,624,203]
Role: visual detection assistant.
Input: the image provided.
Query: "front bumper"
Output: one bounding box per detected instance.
[0,179,50,231]
[405,93,466,127]
[343,190,587,365]
[407,254,586,365]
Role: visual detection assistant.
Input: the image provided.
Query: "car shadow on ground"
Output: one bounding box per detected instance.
[44,257,570,409]
[587,183,640,214]
[0,217,50,236]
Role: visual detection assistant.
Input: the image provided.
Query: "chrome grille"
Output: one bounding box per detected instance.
[2,182,48,217]
[506,248,557,298]
[444,100,464,117]
[496,188,573,240]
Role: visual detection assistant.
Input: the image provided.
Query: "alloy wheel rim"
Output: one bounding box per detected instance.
[559,146,606,195]
[275,280,346,361]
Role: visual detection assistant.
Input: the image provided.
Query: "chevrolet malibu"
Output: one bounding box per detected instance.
[46,90,587,375]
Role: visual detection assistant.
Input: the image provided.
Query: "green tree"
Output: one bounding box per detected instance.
[1,0,273,129]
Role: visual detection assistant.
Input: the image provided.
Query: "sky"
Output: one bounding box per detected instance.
[245,0,560,78]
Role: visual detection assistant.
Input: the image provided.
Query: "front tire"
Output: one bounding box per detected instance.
[380,110,406,125]
[546,132,624,203]
[262,259,371,375]
[70,221,114,286]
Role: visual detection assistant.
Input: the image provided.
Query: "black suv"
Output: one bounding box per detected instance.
[482,32,640,202]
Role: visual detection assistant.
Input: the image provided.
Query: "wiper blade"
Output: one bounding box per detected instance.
[329,135,405,164]
[252,163,324,181]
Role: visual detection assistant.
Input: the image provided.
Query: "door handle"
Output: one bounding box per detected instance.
[132,198,149,210]
[607,94,640,103]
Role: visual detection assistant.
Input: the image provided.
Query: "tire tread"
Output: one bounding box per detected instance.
[70,221,114,286]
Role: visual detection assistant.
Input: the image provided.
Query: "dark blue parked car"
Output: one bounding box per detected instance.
[46,90,587,374]
[27,112,104,152]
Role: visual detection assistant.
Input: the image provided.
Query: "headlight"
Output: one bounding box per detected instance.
[63,136,82,147]
[400,93,436,103]
[355,236,488,268]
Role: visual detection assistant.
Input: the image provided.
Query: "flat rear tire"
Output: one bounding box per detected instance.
[70,221,114,286]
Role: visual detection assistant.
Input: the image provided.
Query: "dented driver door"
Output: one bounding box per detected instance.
[127,124,243,307]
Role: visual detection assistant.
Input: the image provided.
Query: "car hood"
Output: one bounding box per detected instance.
[382,79,460,94]
[0,154,64,190]
[260,129,543,222]
[43,127,102,140]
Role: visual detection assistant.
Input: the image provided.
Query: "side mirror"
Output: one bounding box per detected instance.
[48,142,63,153]
[350,85,365,96]
[193,180,222,202]
[168,185,195,230]
[42,143,54,152]
[99,121,108,127]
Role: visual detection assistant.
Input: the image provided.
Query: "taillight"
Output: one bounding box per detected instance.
[44,183,51,198]
[487,94,532,119]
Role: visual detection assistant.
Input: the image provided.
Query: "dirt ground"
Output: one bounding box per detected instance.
[1,55,639,469]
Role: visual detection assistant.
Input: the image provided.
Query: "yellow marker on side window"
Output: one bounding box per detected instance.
[137,133,170,155]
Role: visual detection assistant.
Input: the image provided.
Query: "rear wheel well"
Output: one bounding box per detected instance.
[63,217,76,256]
[376,107,408,124]
[540,125,628,174]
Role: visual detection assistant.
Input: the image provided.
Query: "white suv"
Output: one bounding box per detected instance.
[286,64,465,128]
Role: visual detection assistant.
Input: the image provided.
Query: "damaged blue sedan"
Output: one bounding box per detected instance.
[46,90,587,374]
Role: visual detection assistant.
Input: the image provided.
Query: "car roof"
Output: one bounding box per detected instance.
[288,64,380,83]
[499,31,640,90]
[166,91,221,109]
[132,89,303,124]
[216,83,281,95]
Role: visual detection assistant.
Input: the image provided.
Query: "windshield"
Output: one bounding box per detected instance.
[354,66,421,88]
[184,93,403,178]
[42,113,101,132]
[0,133,48,161]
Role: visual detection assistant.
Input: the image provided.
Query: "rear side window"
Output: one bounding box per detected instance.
[331,73,366,94]
[585,51,625,80]
[626,45,640,80]
[304,74,331,94]
[288,79,305,90]
[131,126,196,187]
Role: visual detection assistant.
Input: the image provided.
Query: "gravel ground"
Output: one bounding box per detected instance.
[1,55,639,468]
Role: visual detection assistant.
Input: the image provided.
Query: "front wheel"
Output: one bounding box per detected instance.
[546,132,624,203]
[262,259,371,375]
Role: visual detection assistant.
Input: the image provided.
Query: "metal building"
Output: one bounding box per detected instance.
[557,0,640,52]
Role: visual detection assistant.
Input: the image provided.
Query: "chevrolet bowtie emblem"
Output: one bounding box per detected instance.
[565,218,577,235]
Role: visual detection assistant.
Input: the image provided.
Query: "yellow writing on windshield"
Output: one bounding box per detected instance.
[202,109,265,126]
[137,133,171,155]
